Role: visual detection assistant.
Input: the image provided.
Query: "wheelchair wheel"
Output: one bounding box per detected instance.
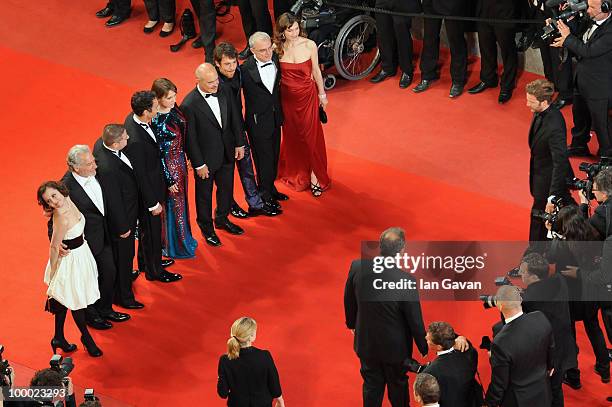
[333,14,380,81]
[324,74,337,90]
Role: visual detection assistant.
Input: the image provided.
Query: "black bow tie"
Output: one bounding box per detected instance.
[139,122,150,129]
[205,92,218,98]
[114,150,122,158]
[260,62,273,68]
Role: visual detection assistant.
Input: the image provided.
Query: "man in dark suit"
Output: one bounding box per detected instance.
[236,0,273,59]
[182,63,246,247]
[525,79,574,249]
[213,42,280,218]
[468,0,519,103]
[552,0,612,156]
[484,286,555,407]
[124,92,182,283]
[189,0,217,62]
[242,32,289,211]
[93,124,145,309]
[422,322,478,407]
[413,0,469,98]
[95,0,131,27]
[344,227,428,407]
[519,253,578,407]
[62,145,131,329]
[369,0,421,89]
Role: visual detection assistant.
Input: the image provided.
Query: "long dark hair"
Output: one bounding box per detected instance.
[37,181,69,211]
[556,205,601,267]
[273,13,307,58]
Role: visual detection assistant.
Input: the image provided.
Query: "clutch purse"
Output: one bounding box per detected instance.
[319,106,328,124]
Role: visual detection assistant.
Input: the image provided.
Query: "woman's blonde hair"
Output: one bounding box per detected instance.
[227,317,257,360]
[273,12,307,58]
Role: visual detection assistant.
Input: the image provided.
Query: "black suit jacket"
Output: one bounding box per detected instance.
[344,259,428,363]
[422,0,468,16]
[217,347,282,407]
[485,311,554,407]
[181,84,245,171]
[580,198,611,238]
[423,345,478,407]
[564,16,612,100]
[60,171,109,256]
[241,54,283,138]
[93,138,139,237]
[124,114,166,210]
[522,274,577,373]
[528,106,574,201]
[476,0,519,19]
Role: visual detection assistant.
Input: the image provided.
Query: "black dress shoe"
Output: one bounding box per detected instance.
[96,4,114,18]
[162,258,175,267]
[249,204,281,217]
[412,79,435,93]
[143,21,159,33]
[119,301,144,309]
[273,191,289,201]
[238,46,252,60]
[552,97,573,109]
[81,335,103,357]
[562,376,582,390]
[87,317,112,330]
[230,203,249,219]
[468,81,496,94]
[51,338,77,354]
[103,311,131,322]
[131,269,140,282]
[370,70,396,84]
[159,23,174,37]
[106,15,128,27]
[158,270,183,283]
[215,219,245,235]
[449,83,464,98]
[265,199,282,211]
[567,145,591,157]
[399,73,413,89]
[203,231,222,246]
[595,368,611,383]
[498,89,513,104]
[192,37,203,48]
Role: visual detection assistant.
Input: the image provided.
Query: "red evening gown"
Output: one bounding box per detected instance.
[278,59,331,191]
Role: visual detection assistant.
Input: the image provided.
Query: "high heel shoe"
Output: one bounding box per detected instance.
[310,181,326,197]
[51,338,77,354]
[80,335,103,357]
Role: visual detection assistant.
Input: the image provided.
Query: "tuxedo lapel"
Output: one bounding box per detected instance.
[194,90,222,129]
[67,173,103,216]
[218,90,228,130]
[273,54,281,90]
[132,117,158,147]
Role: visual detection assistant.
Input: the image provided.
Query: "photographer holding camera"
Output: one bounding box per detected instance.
[579,167,612,236]
[550,0,612,156]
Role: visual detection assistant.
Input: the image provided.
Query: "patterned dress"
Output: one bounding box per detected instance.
[152,107,198,259]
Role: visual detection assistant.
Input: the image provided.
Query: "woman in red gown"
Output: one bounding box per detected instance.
[274,13,331,197]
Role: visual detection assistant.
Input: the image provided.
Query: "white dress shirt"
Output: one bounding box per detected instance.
[436,348,454,357]
[255,57,277,94]
[72,172,105,216]
[197,85,222,127]
[583,14,611,42]
[504,311,524,324]
[133,114,157,143]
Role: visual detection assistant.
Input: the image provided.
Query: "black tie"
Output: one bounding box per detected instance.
[115,150,122,158]
[261,62,273,68]
[139,123,149,130]
[205,92,218,98]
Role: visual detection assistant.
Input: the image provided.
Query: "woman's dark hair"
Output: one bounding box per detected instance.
[37,181,69,211]
[151,78,178,99]
[556,205,601,267]
[273,13,307,58]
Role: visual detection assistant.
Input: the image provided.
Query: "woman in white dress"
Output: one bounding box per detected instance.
[37,180,103,357]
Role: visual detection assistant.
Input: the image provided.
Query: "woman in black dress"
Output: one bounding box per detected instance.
[217,317,285,407]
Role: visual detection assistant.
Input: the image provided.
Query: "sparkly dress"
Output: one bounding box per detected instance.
[152,107,198,259]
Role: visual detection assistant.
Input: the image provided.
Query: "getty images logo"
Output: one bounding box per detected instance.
[372,253,487,274]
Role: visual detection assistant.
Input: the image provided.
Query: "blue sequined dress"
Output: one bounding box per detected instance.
[152,107,198,259]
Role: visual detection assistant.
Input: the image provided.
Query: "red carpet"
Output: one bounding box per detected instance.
[0,1,609,405]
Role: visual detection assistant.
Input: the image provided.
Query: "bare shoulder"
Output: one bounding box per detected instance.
[302,38,316,49]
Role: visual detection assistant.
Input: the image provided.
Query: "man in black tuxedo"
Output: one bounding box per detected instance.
[62,145,131,329]
[182,63,246,247]
[413,0,469,98]
[468,0,519,104]
[422,322,478,407]
[93,124,145,309]
[525,79,574,249]
[242,32,289,211]
[95,0,131,27]
[519,253,577,407]
[484,286,555,407]
[344,227,428,407]
[124,92,182,283]
[369,0,421,88]
[551,0,612,156]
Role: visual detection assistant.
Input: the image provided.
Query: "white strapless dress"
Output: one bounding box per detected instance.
[44,215,100,310]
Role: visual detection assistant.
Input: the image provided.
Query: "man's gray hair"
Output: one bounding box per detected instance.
[249,31,271,48]
[67,144,91,169]
[594,168,612,197]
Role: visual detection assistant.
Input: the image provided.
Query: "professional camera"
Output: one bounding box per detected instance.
[479,277,514,309]
[84,388,100,402]
[0,344,12,386]
[569,157,612,200]
[50,354,74,377]
[541,0,588,41]
[531,195,567,232]
[403,357,428,374]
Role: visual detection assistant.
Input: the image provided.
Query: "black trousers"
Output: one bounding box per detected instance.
[360,358,408,407]
[138,209,164,280]
[550,367,564,407]
[376,14,414,75]
[113,232,137,305]
[529,198,548,245]
[477,22,518,91]
[273,0,292,21]
[194,160,235,234]
[190,0,217,61]
[539,46,574,100]
[110,0,131,18]
[569,93,611,155]
[249,125,281,201]
[419,17,467,84]
[90,244,117,317]
[143,0,176,22]
[238,0,273,40]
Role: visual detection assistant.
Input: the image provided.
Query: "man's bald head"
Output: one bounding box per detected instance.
[195,63,219,94]
[380,227,406,257]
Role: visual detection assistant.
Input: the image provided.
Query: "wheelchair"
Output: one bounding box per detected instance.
[291,0,380,90]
